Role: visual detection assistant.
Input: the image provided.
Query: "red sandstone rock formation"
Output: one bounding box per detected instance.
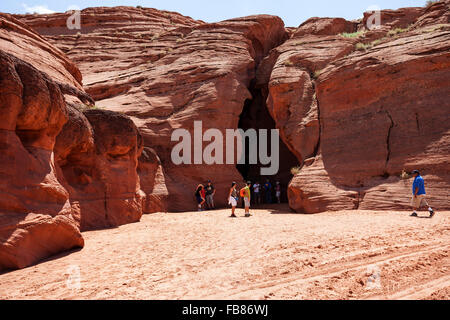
[0,14,85,270]
[55,108,145,230]
[283,2,450,213]
[18,8,290,211]
[138,147,169,213]
[14,2,450,218]
[0,13,145,270]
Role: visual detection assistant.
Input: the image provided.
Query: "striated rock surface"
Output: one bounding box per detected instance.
[55,108,145,230]
[0,14,85,269]
[138,147,169,213]
[0,13,144,270]
[15,2,450,215]
[18,8,290,211]
[259,17,358,165]
[284,2,450,213]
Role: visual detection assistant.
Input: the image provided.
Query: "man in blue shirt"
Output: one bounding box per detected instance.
[410,170,435,218]
[263,179,272,204]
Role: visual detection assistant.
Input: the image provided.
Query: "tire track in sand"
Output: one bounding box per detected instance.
[204,242,449,299]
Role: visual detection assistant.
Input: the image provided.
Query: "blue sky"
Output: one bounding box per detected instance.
[3,0,426,26]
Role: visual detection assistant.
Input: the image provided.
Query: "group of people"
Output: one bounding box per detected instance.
[194,170,436,219]
[252,179,282,205]
[195,179,283,216]
[195,180,216,211]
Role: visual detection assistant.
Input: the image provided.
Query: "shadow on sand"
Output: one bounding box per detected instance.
[0,247,83,276]
[411,215,433,219]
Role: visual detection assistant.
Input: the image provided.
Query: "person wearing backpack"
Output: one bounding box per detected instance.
[240,181,252,217]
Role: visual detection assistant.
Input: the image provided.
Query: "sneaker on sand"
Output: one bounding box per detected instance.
[429,208,435,218]
[410,212,418,217]
[245,213,251,217]
[230,214,237,218]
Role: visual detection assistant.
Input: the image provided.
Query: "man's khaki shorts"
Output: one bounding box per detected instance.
[244,198,250,208]
[411,194,427,208]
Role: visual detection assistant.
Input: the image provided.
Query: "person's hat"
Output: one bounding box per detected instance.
[247,181,251,185]
[411,170,420,174]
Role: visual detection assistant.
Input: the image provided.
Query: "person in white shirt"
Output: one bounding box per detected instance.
[253,182,261,205]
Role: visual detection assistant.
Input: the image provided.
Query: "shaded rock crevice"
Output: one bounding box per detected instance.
[415,112,420,133]
[236,25,305,201]
[385,109,394,171]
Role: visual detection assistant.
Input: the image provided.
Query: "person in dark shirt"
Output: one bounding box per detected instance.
[205,180,216,210]
[410,170,435,218]
[195,184,206,211]
[263,179,272,204]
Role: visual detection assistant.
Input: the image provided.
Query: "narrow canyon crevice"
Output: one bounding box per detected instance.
[310,73,321,161]
[236,78,299,203]
[385,109,394,172]
[234,28,300,202]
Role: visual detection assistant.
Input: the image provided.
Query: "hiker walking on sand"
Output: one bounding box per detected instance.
[410,170,435,218]
[228,182,239,218]
[205,180,216,210]
[275,181,281,204]
[195,184,206,211]
[241,181,252,217]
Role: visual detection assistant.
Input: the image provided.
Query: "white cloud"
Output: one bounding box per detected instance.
[67,5,81,11]
[22,3,56,14]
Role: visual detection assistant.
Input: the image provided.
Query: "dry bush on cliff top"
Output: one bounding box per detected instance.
[291,166,301,175]
[340,30,365,38]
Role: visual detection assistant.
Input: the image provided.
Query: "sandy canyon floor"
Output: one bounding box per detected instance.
[0,205,449,300]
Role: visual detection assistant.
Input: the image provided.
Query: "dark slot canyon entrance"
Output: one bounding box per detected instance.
[236,81,299,204]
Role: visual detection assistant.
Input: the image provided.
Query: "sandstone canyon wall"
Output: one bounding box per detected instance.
[277,2,450,213]
[0,13,144,270]
[18,3,449,214]
[17,7,292,211]
[1,1,449,270]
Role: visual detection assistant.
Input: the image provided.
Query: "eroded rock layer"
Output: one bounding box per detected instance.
[0,14,84,270]
[15,2,450,218]
[273,3,450,213]
[18,8,290,211]
[0,13,145,270]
